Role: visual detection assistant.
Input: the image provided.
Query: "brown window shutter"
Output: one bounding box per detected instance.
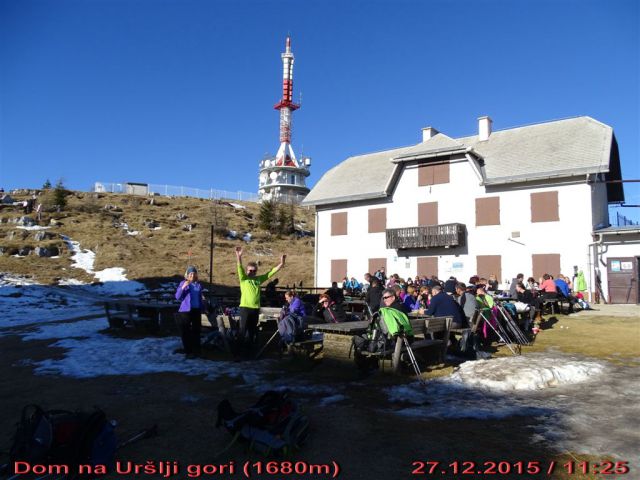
[368,208,387,233]
[331,259,348,283]
[418,164,435,186]
[531,191,559,223]
[331,212,348,236]
[532,254,561,279]
[433,163,450,184]
[368,258,387,276]
[476,255,502,283]
[475,197,500,226]
[418,202,438,226]
[417,257,438,278]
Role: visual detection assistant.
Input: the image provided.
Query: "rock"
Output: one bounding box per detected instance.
[18,246,32,256]
[18,216,36,226]
[103,204,123,212]
[33,231,52,241]
[143,219,160,229]
[7,230,29,240]
[176,213,188,220]
[242,233,252,242]
[226,230,238,239]
[34,246,59,257]
[49,218,63,226]
[182,223,196,232]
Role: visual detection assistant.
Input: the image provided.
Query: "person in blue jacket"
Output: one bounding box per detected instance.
[175,266,206,357]
[425,284,466,328]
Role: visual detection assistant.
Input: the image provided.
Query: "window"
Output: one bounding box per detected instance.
[476,255,502,283]
[531,191,559,223]
[368,258,387,276]
[532,254,561,279]
[417,257,438,278]
[418,202,438,226]
[368,208,387,233]
[331,212,348,236]
[475,197,500,226]
[331,259,348,283]
[418,162,450,186]
[290,175,295,185]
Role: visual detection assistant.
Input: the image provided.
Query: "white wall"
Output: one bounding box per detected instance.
[316,158,600,292]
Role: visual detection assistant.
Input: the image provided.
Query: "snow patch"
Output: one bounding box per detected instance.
[17,225,51,231]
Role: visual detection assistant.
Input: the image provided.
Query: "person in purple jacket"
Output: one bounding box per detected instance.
[175,265,206,358]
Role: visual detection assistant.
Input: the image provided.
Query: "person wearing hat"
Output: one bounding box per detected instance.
[175,265,206,357]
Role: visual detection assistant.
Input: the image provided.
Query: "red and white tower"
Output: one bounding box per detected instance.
[258,36,310,203]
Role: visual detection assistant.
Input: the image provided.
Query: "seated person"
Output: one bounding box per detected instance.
[425,284,466,328]
[315,293,347,323]
[475,284,495,310]
[403,285,421,311]
[349,276,362,294]
[509,273,525,297]
[487,274,499,292]
[554,274,575,313]
[515,282,537,332]
[283,290,306,317]
[380,288,411,314]
[455,282,477,324]
[326,282,345,304]
[444,276,457,295]
[278,290,308,344]
[365,277,384,314]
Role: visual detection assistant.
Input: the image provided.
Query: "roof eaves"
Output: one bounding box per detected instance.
[484,165,610,185]
[392,146,470,163]
[301,191,389,207]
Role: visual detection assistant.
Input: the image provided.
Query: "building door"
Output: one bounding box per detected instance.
[607,257,638,304]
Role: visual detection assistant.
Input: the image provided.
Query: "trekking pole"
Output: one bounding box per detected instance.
[118,424,158,450]
[497,304,529,345]
[402,335,425,384]
[255,330,279,359]
[479,310,517,355]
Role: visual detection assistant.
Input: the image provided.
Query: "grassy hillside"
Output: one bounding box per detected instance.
[0,190,316,288]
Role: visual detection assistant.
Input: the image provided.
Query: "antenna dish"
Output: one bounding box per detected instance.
[269,172,278,180]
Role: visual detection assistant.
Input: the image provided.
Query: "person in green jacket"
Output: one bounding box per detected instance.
[235,246,286,349]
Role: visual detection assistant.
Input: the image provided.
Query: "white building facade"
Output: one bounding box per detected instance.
[303,116,638,303]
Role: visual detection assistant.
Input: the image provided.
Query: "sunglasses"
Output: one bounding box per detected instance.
[382,295,394,300]
[247,269,257,273]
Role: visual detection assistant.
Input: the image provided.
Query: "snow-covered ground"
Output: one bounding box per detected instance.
[58,235,146,295]
[387,352,640,467]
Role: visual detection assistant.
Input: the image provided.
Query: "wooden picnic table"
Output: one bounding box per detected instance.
[306,320,370,335]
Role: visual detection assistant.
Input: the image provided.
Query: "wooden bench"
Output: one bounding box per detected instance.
[357,316,452,373]
[104,301,160,332]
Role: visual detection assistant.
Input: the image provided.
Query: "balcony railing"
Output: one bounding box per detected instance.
[386,223,466,249]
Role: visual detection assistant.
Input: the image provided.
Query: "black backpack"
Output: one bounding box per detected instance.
[9,405,117,478]
[216,391,309,456]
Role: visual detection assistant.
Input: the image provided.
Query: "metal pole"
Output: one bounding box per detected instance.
[209,224,214,298]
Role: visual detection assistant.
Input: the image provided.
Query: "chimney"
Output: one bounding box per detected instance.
[478,116,492,141]
[421,126,438,142]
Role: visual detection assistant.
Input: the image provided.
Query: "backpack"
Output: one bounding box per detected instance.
[216,391,309,457]
[452,330,491,360]
[350,308,413,367]
[278,313,307,345]
[9,405,117,478]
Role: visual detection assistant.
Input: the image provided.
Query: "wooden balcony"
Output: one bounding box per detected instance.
[386,223,466,249]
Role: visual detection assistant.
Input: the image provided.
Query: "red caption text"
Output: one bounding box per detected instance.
[14,460,341,478]
[411,460,631,476]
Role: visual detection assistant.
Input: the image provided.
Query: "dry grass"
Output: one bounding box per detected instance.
[0,191,315,287]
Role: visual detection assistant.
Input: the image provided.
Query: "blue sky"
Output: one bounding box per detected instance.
[1,0,638,220]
